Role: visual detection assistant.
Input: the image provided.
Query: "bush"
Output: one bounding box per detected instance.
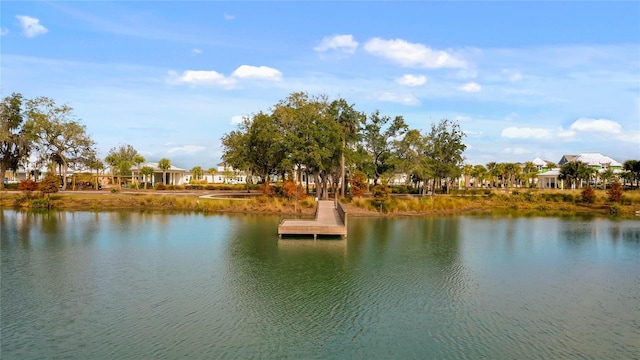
[349,171,368,197]
[39,173,60,197]
[372,184,390,202]
[19,179,39,192]
[607,182,623,202]
[3,182,19,190]
[261,183,275,197]
[31,198,52,209]
[522,191,540,202]
[155,183,166,190]
[581,186,596,203]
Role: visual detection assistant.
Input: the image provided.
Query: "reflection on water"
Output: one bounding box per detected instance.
[1,210,639,359]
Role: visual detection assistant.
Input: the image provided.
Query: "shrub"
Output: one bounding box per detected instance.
[522,191,540,202]
[349,171,368,197]
[372,184,390,202]
[609,205,619,216]
[31,198,52,209]
[581,186,596,203]
[261,183,275,197]
[607,182,623,202]
[4,183,19,190]
[19,179,39,192]
[39,173,60,197]
[155,183,166,190]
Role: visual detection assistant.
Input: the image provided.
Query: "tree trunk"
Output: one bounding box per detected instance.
[61,157,68,190]
[340,138,346,197]
[0,163,7,190]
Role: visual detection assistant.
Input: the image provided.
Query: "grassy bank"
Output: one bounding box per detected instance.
[1,188,639,218]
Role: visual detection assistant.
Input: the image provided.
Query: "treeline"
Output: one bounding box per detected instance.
[0,93,97,191]
[221,92,467,199]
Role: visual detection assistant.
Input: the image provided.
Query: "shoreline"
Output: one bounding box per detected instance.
[2,189,639,219]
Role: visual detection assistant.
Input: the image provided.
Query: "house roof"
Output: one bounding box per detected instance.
[532,157,547,166]
[137,162,185,172]
[575,153,622,167]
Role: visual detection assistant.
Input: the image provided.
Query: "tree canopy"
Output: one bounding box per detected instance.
[0,93,31,190]
[23,96,96,190]
[221,92,468,197]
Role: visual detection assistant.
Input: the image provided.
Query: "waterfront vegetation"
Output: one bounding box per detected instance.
[2,186,639,218]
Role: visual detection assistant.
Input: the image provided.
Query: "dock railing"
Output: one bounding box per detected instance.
[336,200,347,229]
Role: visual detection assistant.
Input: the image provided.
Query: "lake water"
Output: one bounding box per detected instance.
[1,210,639,359]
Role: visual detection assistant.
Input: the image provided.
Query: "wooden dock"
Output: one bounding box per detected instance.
[278,200,347,239]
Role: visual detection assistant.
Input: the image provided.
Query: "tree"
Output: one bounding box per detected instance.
[329,98,364,196]
[423,119,466,194]
[39,171,60,197]
[600,168,616,189]
[207,167,218,182]
[84,154,104,190]
[349,170,368,197]
[140,166,155,189]
[559,161,593,189]
[461,164,473,189]
[522,161,538,188]
[504,163,521,188]
[132,155,145,189]
[623,160,640,188]
[105,145,140,189]
[607,181,623,202]
[24,97,95,190]
[190,166,203,182]
[471,164,488,188]
[0,93,31,190]
[158,158,171,185]
[359,110,408,185]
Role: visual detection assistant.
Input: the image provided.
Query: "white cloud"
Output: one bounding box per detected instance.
[454,115,471,122]
[169,70,236,87]
[1,28,8,36]
[314,34,358,54]
[375,92,419,105]
[231,115,244,125]
[224,13,236,20]
[364,37,466,69]
[396,74,427,86]
[168,145,206,154]
[16,15,48,38]
[192,48,202,55]
[557,129,577,139]
[459,82,482,93]
[569,118,622,134]
[231,65,282,81]
[501,127,551,139]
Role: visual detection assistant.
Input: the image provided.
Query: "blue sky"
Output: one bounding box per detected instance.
[2,1,639,169]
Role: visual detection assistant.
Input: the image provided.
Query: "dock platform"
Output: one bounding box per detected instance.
[278,200,347,239]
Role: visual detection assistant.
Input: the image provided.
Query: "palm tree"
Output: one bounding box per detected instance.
[486,162,497,187]
[158,158,171,185]
[190,166,203,183]
[471,164,487,188]
[104,153,118,188]
[330,98,363,197]
[600,168,615,189]
[522,161,538,188]
[207,167,217,183]
[461,164,473,189]
[132,155,145,189]
[140,166,155,189]
[504,163,521,188]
